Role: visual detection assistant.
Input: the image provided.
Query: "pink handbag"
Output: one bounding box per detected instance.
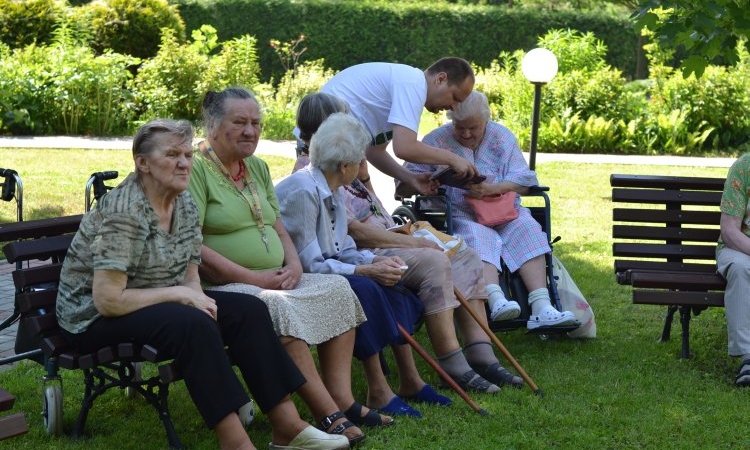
[464,192,518,226]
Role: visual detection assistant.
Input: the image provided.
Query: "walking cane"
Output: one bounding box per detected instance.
[396,323,488,416]
[452,288,543,395]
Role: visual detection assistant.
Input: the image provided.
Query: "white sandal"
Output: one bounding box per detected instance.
[527,307,577,330]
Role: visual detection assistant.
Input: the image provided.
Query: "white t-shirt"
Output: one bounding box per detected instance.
[321,63,426,138]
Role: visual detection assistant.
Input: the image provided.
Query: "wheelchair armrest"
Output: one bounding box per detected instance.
[526,185,549,195]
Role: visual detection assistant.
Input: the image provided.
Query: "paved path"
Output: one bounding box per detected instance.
[0,136,737,368]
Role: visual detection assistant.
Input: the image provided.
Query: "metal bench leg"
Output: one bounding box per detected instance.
[659,305,678,343]
[679,306,692,360]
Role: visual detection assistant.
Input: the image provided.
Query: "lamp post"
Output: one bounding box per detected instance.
[521,48,558,171]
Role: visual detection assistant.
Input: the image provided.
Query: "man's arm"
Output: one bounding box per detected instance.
[390,125,478,178]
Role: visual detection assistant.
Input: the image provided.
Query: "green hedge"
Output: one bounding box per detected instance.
[173,0,638,82]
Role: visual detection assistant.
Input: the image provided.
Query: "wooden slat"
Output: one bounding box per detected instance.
[630,271,726,291]
[16,290,58,314]
[12,264,63,290]
[613,242,717,259]
[632,289,724,307]
[612,188,722,206]
[612,224,719,242]
[614,260,718,285]
[613,208,720,226]
[25,314,58,335]
[0,413,28,440]
[3,234,73,264]
[610,174,725,190]
[0,214,81,242]
[0,389,15,411]
[40,334,73,359]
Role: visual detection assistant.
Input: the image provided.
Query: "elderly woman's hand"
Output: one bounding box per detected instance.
[355,256,405,286]
[466,181,501,199]
[184,289,218,320]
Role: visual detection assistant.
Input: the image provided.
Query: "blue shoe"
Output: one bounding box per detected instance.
[402,384,452,406]
[377,396,422,418]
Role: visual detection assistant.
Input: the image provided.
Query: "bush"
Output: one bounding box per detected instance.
[0,29,137,136]
[130,28,209,125]
[0,0,63,48]
[74,0,185,59]
[256,59,336,140]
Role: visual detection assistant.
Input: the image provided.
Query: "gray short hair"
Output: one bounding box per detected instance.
[201,87,260,134]
[132,118,194,159]
[447,90,491,122]
[309,113,370,173]
[296,92,350,143]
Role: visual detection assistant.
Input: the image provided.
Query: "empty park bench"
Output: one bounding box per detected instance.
[610,174,726,359]
[0,215,188,448]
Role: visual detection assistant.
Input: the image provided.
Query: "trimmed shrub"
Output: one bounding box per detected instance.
[74,0,185,59]
[0,0,63,48]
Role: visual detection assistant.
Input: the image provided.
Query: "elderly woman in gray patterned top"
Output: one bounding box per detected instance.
[55,119,348,450]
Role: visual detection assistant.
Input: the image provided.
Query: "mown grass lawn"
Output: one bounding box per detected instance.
[1,148,748,450]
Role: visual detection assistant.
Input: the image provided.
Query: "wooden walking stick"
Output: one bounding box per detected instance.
[452,288,543,395]
[396,323,488,416]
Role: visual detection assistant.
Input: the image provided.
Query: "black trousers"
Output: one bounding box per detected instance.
[67,291,306,428]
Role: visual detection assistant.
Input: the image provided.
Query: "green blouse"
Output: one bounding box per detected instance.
[189,150,285,272]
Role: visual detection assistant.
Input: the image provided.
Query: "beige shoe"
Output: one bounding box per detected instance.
[268,425,350,450]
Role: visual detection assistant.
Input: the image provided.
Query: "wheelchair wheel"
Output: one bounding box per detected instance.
[43,384,63,435]
[392,205,418,225]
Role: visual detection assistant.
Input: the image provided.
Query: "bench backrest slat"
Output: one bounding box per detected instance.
[613,208,720,225]
[0,215,82,243]
[11,264,63,291]
[3,234,74,264]
[610,174,726,190]
[614,243,717,259]
[612,188,723,206]
[613,224,720,242]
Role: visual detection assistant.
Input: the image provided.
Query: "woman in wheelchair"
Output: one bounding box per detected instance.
[404,91,577,330]
[290,92,524,392]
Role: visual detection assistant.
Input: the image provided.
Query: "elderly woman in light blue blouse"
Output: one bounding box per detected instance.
[405,91,576,330]
[276,113,448,424]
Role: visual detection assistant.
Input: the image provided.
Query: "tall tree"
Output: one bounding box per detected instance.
[632,0,750,77]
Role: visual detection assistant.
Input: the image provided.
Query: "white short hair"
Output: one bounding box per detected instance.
[309,113,370,173]
[447,90,491,122]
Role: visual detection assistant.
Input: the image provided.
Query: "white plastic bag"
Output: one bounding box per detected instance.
[551,255,596,338]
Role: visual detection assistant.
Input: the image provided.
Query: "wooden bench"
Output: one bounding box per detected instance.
[611,174,726,359]
[0,388,28,440]
[1,216,186,448]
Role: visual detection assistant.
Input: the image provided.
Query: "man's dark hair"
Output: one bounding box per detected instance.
[426,57,474,86]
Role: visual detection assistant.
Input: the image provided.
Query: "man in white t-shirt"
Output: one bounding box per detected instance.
[320,57,478,195]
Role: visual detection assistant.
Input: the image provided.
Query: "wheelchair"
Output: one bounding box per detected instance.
[391,186,580,336]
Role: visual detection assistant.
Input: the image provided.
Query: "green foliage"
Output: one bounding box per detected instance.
[131,25,263,126]
[256,59,337,140]
[0,27,137,136]
[129,28,209,124]
[75,0,186,59]
[633,0,750,77]
[0,0,64,48]
[174,0,638,82]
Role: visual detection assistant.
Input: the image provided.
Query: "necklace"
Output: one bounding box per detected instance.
[231,161,245,182]
[345,180,382,216]
[199,142,270,252]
